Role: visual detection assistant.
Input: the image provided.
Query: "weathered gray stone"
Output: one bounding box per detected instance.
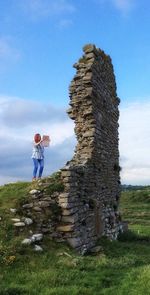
[10,208,17,213]
[67,237,82,248]
[33,207,42,212]
[57,224,74,232]
[31,233,43,242]
[11,218,21,222]
[34,245,43,252]
[24,218,33,225]
[90,245,103,253]
[21,238,32,245]
[61,214,78,223]
[14,222,25,227]
[22,203,33,209]
[38,201,50,208]
[29,189,40,195]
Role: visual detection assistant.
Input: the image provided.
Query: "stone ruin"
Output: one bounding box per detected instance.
[58,44,123,251]
[18,44,124,253]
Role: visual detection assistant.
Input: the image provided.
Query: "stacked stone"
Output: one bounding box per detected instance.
[16,177,64,241]
[58,44,123,252]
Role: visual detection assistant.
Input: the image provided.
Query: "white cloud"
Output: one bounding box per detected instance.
[20,0,75,20]
[0,95,66,128]
[119,100,150,185]
[1,95,150,186]
[0,95,75,144]
[0,95,76,184]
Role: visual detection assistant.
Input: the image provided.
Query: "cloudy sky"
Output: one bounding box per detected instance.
[1,0,150,185]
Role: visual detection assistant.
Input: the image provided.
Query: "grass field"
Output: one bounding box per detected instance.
[0,182,150,295]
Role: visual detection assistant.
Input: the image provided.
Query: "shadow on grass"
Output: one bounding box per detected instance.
[98,230,150,268]
[118,229,150,242]
[0,287,27,295]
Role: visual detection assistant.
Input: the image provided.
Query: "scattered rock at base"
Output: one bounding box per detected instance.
[14,222,25,227]
[90,245,103,254]
[10,208,17,213]
[24,217,33,225]
[34,245,43,252]
[31,233,43,242]
[11,218,21,222]
[22,203,33,209]
[29,189,40,195]
[21,238,32,245]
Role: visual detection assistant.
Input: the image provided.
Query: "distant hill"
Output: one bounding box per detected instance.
[121,184,150,191]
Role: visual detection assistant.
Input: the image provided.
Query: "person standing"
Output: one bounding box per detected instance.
[32,133,44,180]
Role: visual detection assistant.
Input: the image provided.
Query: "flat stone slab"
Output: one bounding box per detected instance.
[14,222,25,227]
[11,218,21,222]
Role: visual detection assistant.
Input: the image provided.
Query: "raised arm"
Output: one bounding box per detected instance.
[33,139,43,146]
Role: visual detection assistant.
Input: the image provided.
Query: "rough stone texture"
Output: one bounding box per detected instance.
[16,44,124,253]
[15,175,64,244]
[59,44,123,252]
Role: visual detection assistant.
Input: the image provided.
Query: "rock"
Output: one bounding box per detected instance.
[14,222,25,227]
[83,44,96,53]
[31,233,43,242]
[0,217,2,221]
[62,208,77,215]
[67,238,82,248]
[24,218,33,225]
[41,228,50,234]
[29,189,40,195]
[33,206,42,212]
[38,201,49,208]
[90,246,103,254]
[22,203,33,209]
[61,215,77,223]
[11,218,21,222]
[81,245,88,256]
[83,130,94,137]
[34,245,43,252]
[59,202,75,209]
[121,221,128,232]
[10,208,17,213]
[21,238,32,245]
[57,224,74,232]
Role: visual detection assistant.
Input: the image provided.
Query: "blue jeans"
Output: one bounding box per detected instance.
[32,158,44,178]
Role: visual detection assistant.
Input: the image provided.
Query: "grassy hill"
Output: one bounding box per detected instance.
[0,180,150,295]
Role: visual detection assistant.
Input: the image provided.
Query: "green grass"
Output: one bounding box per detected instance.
[0,181,150,295]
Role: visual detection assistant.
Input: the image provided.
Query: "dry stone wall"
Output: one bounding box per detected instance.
[58,44,123,252]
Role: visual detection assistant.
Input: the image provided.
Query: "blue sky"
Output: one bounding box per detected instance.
[1,0,150,104]
[1,0,150,185]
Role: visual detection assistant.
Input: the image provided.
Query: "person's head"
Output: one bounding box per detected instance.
[34,133,41,143]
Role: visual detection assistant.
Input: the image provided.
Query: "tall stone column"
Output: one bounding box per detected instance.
[57,44,123,252]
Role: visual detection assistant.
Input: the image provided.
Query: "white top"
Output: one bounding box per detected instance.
[32,143,44,160]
